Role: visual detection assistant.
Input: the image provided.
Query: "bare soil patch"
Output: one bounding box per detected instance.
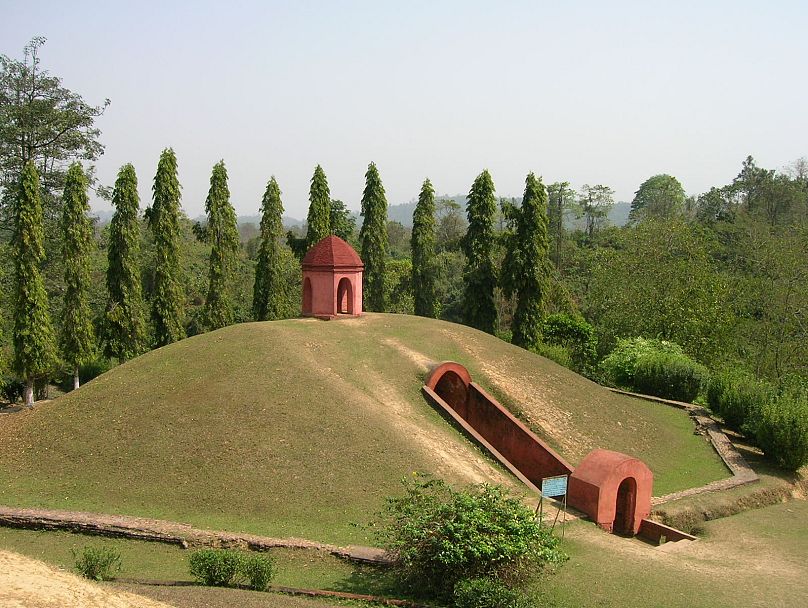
[0,549,175,608]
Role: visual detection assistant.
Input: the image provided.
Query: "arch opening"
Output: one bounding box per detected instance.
[303,277,313,315]
[613,477,637,535]
[434,370,469,411]
[337,277,353,314]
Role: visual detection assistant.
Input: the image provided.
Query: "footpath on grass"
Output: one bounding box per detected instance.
[0,506,390,564]
[608,388,759,504]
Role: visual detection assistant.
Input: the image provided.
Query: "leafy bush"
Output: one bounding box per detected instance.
[600,337,685,388]
[529,341,572,369]
[632,352,708,403]
[189,549,244,587]
[188,548,275,590]
[753,388,808,472]
[454,577,530,608]
[600,337,707,401]
[58,357,113,391]
[241,553,276,591]
[705,369,772,433]
[374,474,566,599]
[540,313,598,373]
[73,545,122,581]
[1,373,25,404]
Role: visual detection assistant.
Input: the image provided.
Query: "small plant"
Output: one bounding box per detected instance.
[374,474,566,600]
[753,388,808,472]
[241,553,276,591]
[72,545,122,581]
[188,548,275,591]
[529,341,572,369]
[454,577,530,608]
[705,368,772,433]
[600,337,707,402]
[632,352,708,403]
[540,313,598,373]
[189,548,244,587]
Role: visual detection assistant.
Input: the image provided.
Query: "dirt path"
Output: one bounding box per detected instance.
[0,549,176,608]
[0,505,389,563]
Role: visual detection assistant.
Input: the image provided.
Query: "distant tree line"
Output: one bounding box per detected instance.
[1,38,807,473]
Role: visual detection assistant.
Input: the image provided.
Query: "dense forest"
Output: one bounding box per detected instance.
[1,39,806,470]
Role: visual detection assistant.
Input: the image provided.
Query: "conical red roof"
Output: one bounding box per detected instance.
[302,235,364,269]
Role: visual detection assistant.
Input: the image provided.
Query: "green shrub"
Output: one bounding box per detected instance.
[529,341,572,369]
[241,553,276,591]
[375,474,566,599]
[1,373,25,404]
[705,369,772,433]
[72,545,122,581]
[58,357,113,391]
[188,548,275,590]
[189,548,244,587]
[600,337,685,388]
[754,388,808,472]
[632,352,708,402]
[454,577,530,608]
[541,313,598,373]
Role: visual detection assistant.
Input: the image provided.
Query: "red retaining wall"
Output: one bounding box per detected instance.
[424,362,573,490]
[638,518,697,544]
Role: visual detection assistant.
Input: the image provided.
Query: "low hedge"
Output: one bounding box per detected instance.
[632,352,708,403]
[754,388,808,472]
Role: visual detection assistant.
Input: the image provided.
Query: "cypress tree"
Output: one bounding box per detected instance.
[60,163,96,389]
[105,163,147,362]
[305,165,331,249]
[203,161,239,330]
[253,176,286,321]
[462,170,498,334]
[411,178,437,318]
[503,172,550,349]
[149,148,185,346]
[12,161,56,407]
[359,162,388,312]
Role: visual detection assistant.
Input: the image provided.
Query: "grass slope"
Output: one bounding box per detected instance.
[0,314,728,544]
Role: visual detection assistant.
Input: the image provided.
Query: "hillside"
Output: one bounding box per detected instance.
[0,314,728,545]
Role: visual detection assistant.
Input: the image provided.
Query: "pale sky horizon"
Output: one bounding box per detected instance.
[2,0,807,220]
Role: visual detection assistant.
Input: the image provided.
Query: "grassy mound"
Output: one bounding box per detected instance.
[0,314,728,544]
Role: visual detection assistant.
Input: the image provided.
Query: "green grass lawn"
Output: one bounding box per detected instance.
[0,314,728,544]
[5,498,806,608]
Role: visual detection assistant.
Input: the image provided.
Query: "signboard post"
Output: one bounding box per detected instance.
[538,475,569,539]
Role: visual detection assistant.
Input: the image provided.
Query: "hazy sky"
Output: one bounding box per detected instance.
[2,1,807,219]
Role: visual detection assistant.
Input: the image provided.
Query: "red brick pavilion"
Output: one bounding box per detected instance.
[301,236,364,318]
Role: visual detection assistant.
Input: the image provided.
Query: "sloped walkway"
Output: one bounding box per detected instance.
[608,389,759,504]
[0,506,390,564]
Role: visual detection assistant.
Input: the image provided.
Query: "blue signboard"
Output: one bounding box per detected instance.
[541,475,568,498]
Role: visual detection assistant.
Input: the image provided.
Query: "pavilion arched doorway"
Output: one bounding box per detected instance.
[613,477,637,535]
[337,277,353,314]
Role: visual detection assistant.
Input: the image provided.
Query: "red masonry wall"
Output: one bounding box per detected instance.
[425,362,573,489]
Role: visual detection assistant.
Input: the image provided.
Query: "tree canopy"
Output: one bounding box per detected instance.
[629,174,686,222]
[149,148,185,346]
[305,165,331,249]
[11,161,56,405]
[59,163,96,387]
[462,170,497,333]
[0,37,108,229]
[360,162,389,312]
[204,161,239,330]
[253,177,287,321]
[104,163,147,361]
[411,178,437,318]
[501,173,550,349]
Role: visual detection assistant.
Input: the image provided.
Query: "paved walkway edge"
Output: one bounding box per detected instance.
[608,388,759,505]
[0,507,391,564]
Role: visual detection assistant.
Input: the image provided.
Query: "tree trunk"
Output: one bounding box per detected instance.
[23,379,34,408]
[73,367,80,391]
